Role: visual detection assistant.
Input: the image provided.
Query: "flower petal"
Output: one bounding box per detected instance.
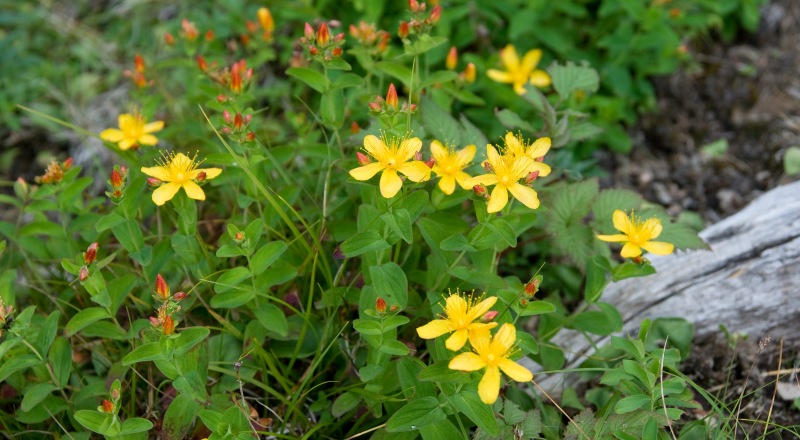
[513,82,528,95]
[596,234,629,243]
[152,182,181,206]
[444,294,467,318]
[457,144,476,165]
[379,169,403,198]
[478,366,501,404]
[416,319,452,339]
[520,49,542,73]
[641,241,674,255]
[643,218,663,239]
[118,139,136,151]
[527,137,551,158]
[528,161,551,177]
[143,120,165,133]
[398,137,423,162]
[508,183,540,209]
[487,185,509,213]
[487,69,513,83]
[118,114,134,130]
[363,135,385,160]
[182,181,206,201]
[530,70,551,87]
[491,323,517,353]
[464,174,498,188]
[504,132,522,156]
[194,167,222,180]
[438,175,456,195]
[430,140,447,163]
[449,352,487,372]
[141,166,170,181]
[397,161,432,183]
[138,134,159,146]
[469,296,497,321]
[498,358,533,382]
[499,44,519,71]
[349,162,384,181]
[486,144,502,170]
[455,171,473,189]
[100,128,124,142]
[621,242,642,258]
[445,329,469,351]
[612,210,631,234]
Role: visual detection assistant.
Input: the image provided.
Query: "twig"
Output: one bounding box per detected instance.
[761,337,783,440]
[659,336,677,440]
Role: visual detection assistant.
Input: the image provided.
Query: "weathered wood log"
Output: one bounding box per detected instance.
[524,179,800,391]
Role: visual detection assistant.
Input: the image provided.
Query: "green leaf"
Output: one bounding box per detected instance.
[215,244,246,258]
[331,73,364,90]
[332,392,362,418]
[286,67,329,93]
[96,213,126,232]
[369,262,408,308]
[381,209,413,244]
[375,61,413,87]
[460,115,488,153]
[340,231,391,257]
[386,397,446,432]
[615,395,651,414]
[48,337,71,387]
[439,234,476,252]
[485,218,517,248]
[211,289,255,308]
[353,319,382,336]
[320,89,345,128]
[174,327,210,356]
[405,35,447,56]
[417,361,464,382]
[74,410,116,436]
[517,300,557,317]
[162,394,199,440]
[0,354,42,382]
[380,339,410,356]
[612,261,656,281]
[584,256,609,303]
[36,310,59,356]
[65,307,110,336]
[253,303,288,337]
[496,109,535,132]
[122,342,168,365]
[784,146,800,175]
[173,372,209,402]
[421,70,458,89]
[381,315,409,332]
[450,391,499,435]
[548,61,599,99]
[545,179,599,267]
[21,383,57,412]
[421,97,461,145]
[19,221,63,237]
[214,267,251,293]
[119,417,154,435]
[516,331,540,355]
[591,189,642,233]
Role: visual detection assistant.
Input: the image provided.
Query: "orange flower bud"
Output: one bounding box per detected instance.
[481,310,498,322]
[173,291,188,301]
[181,18,199,41]
[230,65,242,94]
[350,121,360,134]
[162,315,175,335]
[349,24,359,37]
[386,84,398,110]
[519,298,529,307]
[375,297,387,313]
[409,0,420,12]
[473,184,488,199]
[134,54,145,73]
[101,400,114,413]
[155,274,169,299]
[332,47,342,57]
[196,171,207,182]
[304,22,315,40]
[79,266,89,282]
[164,32,175,46]
[63,157,73,170]
[197,55,208,72]
[235,231,244,241]
[110,169,123,189]
[217,94,228,103]
[389,305,399,312]
[246,132,256,142]
[233,113,244,131]
[524,170,539,185]
[356,152,371,166]
[398,21,409,38]
[368,101,381,112]
[378,33,389,52]
[258,7,274,33]
[464,62,476,83]
[429,5,441,23]
[524,278,539,296]
[316,22,330,46]
[669,7,680,18]
[84,242,99,265]
[205,30,214,42]
[446,46,457,70]
[424,158,435,168]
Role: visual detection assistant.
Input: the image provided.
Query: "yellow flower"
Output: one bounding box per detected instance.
[449,323,533,404]
[430,141,475,195]
[487,45,551,95]
[597,210,675,258]
[464,145,540,213]
[100,113,164,150]
[502,132,552,177]
[141,152,222,206]
[349,134,432,198]
[416,292,498,351]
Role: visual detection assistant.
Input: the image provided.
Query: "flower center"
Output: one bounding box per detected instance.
[487,353,496,363]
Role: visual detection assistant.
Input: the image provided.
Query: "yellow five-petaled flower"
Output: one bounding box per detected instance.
[503,132,552,177]
[100,113,164,151]
[449,323,533,404]
[430,140,475,195]
[416,292,497,351]
[465,145,540,213]
[487,44,551,95]
[141,152,222,206]
[349,134,432,198]
[597,210,675,258]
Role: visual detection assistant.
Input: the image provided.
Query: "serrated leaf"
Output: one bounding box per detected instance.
[495,109,535,132]
[548,61,599,99]
[592,189,642,233]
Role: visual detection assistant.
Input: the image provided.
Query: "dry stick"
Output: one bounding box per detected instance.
[734,335,771,438]
[531,378,590,440]
[343,423,386,440]
[762,337,783,440]
[659,336,677,440]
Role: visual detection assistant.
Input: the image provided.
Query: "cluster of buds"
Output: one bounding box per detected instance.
[349,21,389,56]
[398,0,441,39]
[300,21,345,61]
[164,19,213,48]
[98,380,122,415]
[35,157,72,185]
[519,276,542,308]
[444,47,476,84]
[205,59,253,95]
[0,298,13,338]
[150,274,187,336]
[243,7,275,45]
[78,242,99,282]
[105,165,128,203]
[220,110,255,142]
[123,54,153,88]
[368,84,416,115]
[368,297,399,318]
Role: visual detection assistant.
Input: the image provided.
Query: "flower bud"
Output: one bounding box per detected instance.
[134,54,145,73]
[84,242,99,265]
[670,7,680,18]
[155,274,169,299]
[101,400,114,413]
[409,0,420,12]
[446,46,457,70]
[473,184,488,199]
[356,152,371,166]
[482,161,494,173]
[222,110,232,124]
[429,5,441,23]
[246,132,256,142]
[197,55,208,72]
[233,113,244,130]
[147,177,162,187]
[524,170,539,185]
[164,32,175,46]
[368,101,381,112]
[332,47,342,57]
[524,278,540,296]
[111,388,120,400]
[386,84,398,110]
[257,7,274,33]
[333,246,345,260]
[316,22,330,46]
[244,114,252,124]
[464,62,476,83]
[235,231,244,241]
[375,297,387,313]
[424,158,435,168]
[173,291,188,301]
[309,46,318,56]
[389,305,399,312]
[350,121,360,134]
[162,315,175,335]
[481,310,498,322]
[398,21,409,38]
[110,169,123,189]
[220,127,231,134]
[79,266,89,282]
[63,157,73,170]
[230,66,242,93]
[246,20,258,34]
[150,316,161,327]
[519,298,529,307]
[196,171,207,182]
[217,94,228,103]
[414,151,422,161]
[304,22,315,40]
[205,30,214,42]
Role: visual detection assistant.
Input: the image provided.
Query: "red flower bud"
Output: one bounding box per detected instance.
[429,5,441,23]
[197,55,208,72]
[162,315,175,335]
[84,242,99,265]
[196,171,207,182]
[424,158,435,168]
[350,121,360,134]
[173,291,188,301]
[414,151,422,161]
[356,152,371,166]
[155,274,169,299]
[304,22,315,40]
[230,65,242,93]
[220,127,231,134]
[101,400,114,413]
[244,114,252,124]
[386,83,398,110]
[481,310,498,322]
[409,0,420,12]
[79,266,89,282]
[473,184,489,199]
[222,110,232,124]
[309,46,318,56]
[524,170,539,185]
[119,166,127,177]
[205,30,214,42]
[233,113,244,130]
[524,278,540,296]
[217,94,228,103]
[332,47,342,57]
[398,21,409,38]
[164,32,175,46]
[134,54,145,73]
[147,177,162,187]
[446,46,457,70]
[519,298,529,307]
[150,316,161,327]
[389,305,399,312]
[246,132,256,142]
[316,22,330,46]
[375,297,387,313]
[110,169,123,189]
[368,101,381,112]
[482,161,494,173]
[63,157,73,170]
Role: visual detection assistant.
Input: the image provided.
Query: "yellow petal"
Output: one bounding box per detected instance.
[487,186,509,213]
[498,358,533,382]
[143,120,165,133]
[182,181,206,201]
[508,183,540,209]
[513,82,528,95]
[612,210,631,234]
[416,319,452,339]
[118,113,134,130]
[499,44,519,71]
[528,161,551,177]
[641,241,674,255]
[468,326,493,352]
[487,69,513,84]
[379,169,403,198]
[397,161,431,183]
[141,166,170,181]
[363,135,385,159]
[530,70,551,88]
[444,294,467,318]
[445,329,469,351]
[455,171,473,189]
[486,144,502,170]
[438,175,456,195]
[511,155,534,179]
[100,128,124,142]
[457,144,476,165]
[643,218,663,239]
[504,132,522,155]
[349,162,384,181]
[621,242,642,258]
[596,234,629,243]
[464,174,499,188]
[478,366,501,404]
[194,167,222,180]
[398,137,423,162]
[118,139,136,151]
[152,182,181,206]
[520,49,542,73]
[468,296,497,321]
[491,323,517,353]
[430,140,447,163]
[449,352,487,372]
[527,137,551,158]
[138,134,159,146]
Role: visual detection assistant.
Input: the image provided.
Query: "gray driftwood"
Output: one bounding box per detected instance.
[523,179,800,392]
